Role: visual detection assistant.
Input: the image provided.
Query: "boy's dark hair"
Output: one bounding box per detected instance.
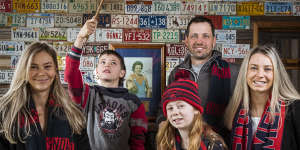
[98,50,126,86]
[132,61,143,72]
[186,16,215,37]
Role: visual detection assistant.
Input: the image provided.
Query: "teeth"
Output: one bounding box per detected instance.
[253,81,266,85]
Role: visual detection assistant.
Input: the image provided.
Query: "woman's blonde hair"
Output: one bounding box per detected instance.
[0,42,86,143]
[224,45,300,130]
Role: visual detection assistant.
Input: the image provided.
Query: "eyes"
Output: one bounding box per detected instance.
[166,104,185,111]
[99,60,117,66]
[249,66,273,72]
[30,64,54,70]
[190,33,211,40]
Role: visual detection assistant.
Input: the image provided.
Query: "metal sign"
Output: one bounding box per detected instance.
[80,56,95,70]
[83,42,108,55]
[0,70,14,84]
[59,71,67,84]
[167,15,194,29]
[0,0,12,12]
[123,28,151,42]
[0,13,7,26]
[222,44,250,58]
[6,13,26,26]
[41,1,68,13]
[264,2,292,16]
[10,55,20,69]
[81,70,97,85]
[53,41,73,54]
[13,0,40,13]
[0,41,24,55]
[215,29,236,44]
[39,28,67,41]
[293,2,300,16]
[57,55,65,71]
[67,28,95,42]
[180,2,208,15]
[165,57,180,85]
[68,1,96,14]
[152,29,179,43]
[111,14,138,28]
[209,2,236,15]
[125,1,152,14]
[95,28,123,42]
[152,1,181,14]
[82,14,111,28]
[139,15,167,29]
[100,0,124,14]
[26,13,54,28]
[236,2,264,16]
[11,27,39,41]
[55,14,82,27]
[222,16,250,29]
[166,43,188,57]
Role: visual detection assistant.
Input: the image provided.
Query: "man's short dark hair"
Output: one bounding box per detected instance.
[186,16,215,37]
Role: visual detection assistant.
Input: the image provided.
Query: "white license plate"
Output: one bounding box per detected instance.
[0,13,7,26]
[0,41,24,55]
[7,13,26,26]
[181,2,208,15]
[67,28,95,42]
[0,70,14,84]
[95,29,123,42]
[125,3,152,14]
[209,2,236,15]
[80,56,95,70]
[83,42,109,55]
[100,0,124,14]
[41,1,68,13]
[26,13,54,28]
[53,41,73,54]
[111,15,138,28]
[222,44,250,58]
[152,29,179,43]
[167,15,194,29]
[215,30,236,44]
[55,14,82,27]
[39,28,67,41]
[11,27,39,41]
[68,1,96,13]
[152,1,181,14]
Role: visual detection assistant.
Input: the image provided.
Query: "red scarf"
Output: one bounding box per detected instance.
[231,100,286,150]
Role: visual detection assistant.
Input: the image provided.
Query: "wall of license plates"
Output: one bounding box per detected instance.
[0,0,300,95]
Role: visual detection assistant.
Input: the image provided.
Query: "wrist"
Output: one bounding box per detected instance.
[74,36,87,49]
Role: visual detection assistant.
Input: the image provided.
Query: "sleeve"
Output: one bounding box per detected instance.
[64,46,89,108]
[291,100,300,148]
[74,128,91,150]
[129,103,148,150]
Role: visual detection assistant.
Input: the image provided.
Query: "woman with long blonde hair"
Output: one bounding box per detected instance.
[0,42,90,150]
[224,45,300,150]
[157,79,227,150]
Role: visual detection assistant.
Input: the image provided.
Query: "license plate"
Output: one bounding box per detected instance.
[82,14,111,28]
[80,56,95,70]
[125,2,152,14]
[95,29,122,42]
[222,44,250,58]
[166,43,188,57]
[139,15,167,29]
[13,0,40,13]
[236,2,264,16]
[57,55,66,71]
[294,2,300,16]
[6,13,26,26]
[26,13,54,28]
[0,0,12,12]
[11,27,39,41]
[59,71,68,84]
[53,41,73,54]
[265,2,292,16]
[165,57,180,85]
[209,2,236,15]
[100,0,124,14]
[81,70,97,85]
[0,70,14,84]
[0,13,7,26]
[39,28,67,41]
[111,15,138,28]
[167,15,194,29]
[41,1,68,13]
[68,1,96,13]
[215,29,236,44]
[67,28,95,42]
[123,28,151,42]
[10,55,20,69]
[181,2,208,15]
[222,16,250,29]
[0,41,24,55]
[83,42,108,55]
[152,29,179,43]
[152,1,181,14]
[55,14,82,27]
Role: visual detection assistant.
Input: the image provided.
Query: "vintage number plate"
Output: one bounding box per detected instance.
[11,27,39,41]
[123,28,151,42]
[26,13,54,28]
[68,1,96,14]
[57,55,66,71]
[6,13,26,26]
[39,28,67,41]
[41,1,68,13]
[294,2,300,16]
[215,30,236,44]
[264,2,292,16]
[82,14,110,28]
[139,15,167,29]
[55,14,82,27]
[152,29,179,43]
[67,28,95,42]
[222,44,250,58]
[125,2,152,14]
[0,70,14,84]
[0,13,7,26]
[209,2,236,15]
[222,16,250,29]
[152,1,181,14]
[100,0,124,14]
[83,42,108,55]
[167,15,194,29]
[166,43,188,57]
[0,0,12,12]
[95,29,122,42]
[53,42,73,54]
[181,2,208,15]
[0,41,24,55]
[81,70,97,85]
[237,2,264,16]
[111,15,138,28]
[59,71,67,84]
[13,0,40,13]
[80,56,95,70]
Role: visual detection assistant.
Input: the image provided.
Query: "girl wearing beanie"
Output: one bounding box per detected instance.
[156,79,227,150]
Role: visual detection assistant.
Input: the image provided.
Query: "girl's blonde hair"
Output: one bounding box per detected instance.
[224,45,300,130]
[0,42,86,143]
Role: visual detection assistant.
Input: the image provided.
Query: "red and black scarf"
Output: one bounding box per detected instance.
[231,100,286,150]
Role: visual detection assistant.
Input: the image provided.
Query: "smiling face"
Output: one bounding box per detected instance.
[134,64,142,75]
[166,100,198,130]
[28,51,57,93]
[184,22,216,63]
[247,53,274,95]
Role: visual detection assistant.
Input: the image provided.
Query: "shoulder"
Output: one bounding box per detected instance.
[286,100,300,115]
[203,128,228,150]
